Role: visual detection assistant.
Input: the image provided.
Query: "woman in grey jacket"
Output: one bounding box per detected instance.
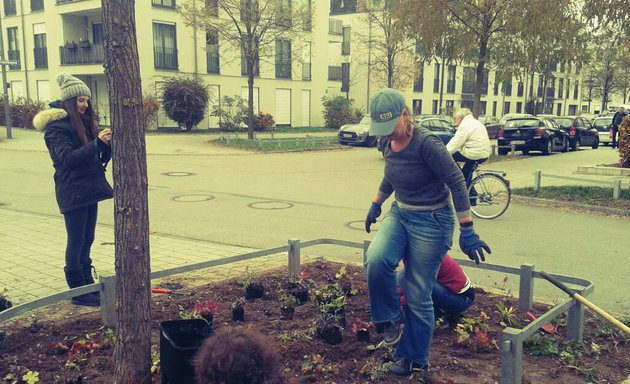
[33,73,113,306]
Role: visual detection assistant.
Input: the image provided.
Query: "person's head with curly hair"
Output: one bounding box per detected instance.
[194,326,283,384]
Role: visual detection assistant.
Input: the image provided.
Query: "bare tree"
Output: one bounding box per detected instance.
[179,0,311,139]
[102,0,152,383]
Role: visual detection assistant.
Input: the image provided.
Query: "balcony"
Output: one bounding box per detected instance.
[60,43,104,65]
[7,50,20,69]
[328,66,341,81]
[152,0,175,8]
[341,42,350,55]
[275,62,291,79]
[34,47,48,68]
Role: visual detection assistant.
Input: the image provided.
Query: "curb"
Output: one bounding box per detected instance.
[512,195,630,217]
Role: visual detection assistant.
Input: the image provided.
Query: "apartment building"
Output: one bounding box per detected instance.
[0,0,599,131]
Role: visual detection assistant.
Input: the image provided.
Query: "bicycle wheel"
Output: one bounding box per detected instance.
[469,173,511,219]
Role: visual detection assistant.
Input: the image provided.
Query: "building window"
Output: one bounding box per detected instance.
[92,23,103,44]
[328,65,341,80]
[342,26,350,55]
[205,0,218,16]
[240,0,260,22]
[433,63,440,92]
[446,65,456,93]
[479,101,486,115]
[330,0,356,15]
[560,61,565,73]
[152,0,176,8]
[445,100,455,115]
[503,101,510,114]
[206,29,219,74]
[413,62,423,92]
[301,42,311,80]
[7,27,20,69]
[241,46,259,76]
[3,0,16,16]
[502,78,512,96]
[565,79,570,99]
[303,0,311,31]
[493,79,499,96]
[517,81,524,97]
[481,70,489,95]
[537,77,544,97]
[30,0,43,12]
[275,39,291,79]
[412,99,422,115]
[573,80,578,99]
[558,78,564,99]
[152,22,178,70]
[341,62,350,92]
[462,67,475,94]
[492,101,497,116]
[277,0,291,28]
[516,101,522,113]
[33,31,47,68]
[432,100,438,114]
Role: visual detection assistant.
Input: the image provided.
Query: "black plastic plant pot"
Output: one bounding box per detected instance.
[290,287,309,305]
[159,319,213,384]
[316,323,343,345]
[0,298,12,312]
[356,329,370,342]
[232,307,245,322]
[245,283,264,299]
[327,306,346,328]
[200,313,213,328]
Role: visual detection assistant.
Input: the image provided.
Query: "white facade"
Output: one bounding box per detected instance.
[0,0,602,130]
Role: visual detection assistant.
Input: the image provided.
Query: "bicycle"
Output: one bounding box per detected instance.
[465,161,511,219]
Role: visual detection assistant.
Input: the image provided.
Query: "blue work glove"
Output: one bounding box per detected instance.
[365,202,382,233]
[459,225,491,264]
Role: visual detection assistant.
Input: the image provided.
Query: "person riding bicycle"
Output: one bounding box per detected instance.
[446,109,491,204]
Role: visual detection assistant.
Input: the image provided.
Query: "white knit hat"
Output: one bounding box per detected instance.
[57,73,91,101]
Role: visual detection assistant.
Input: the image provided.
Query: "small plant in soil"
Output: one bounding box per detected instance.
[317,294,347,327]
[277,289,299,320]
[287,273,312,305]
[315,312,344,345]
[334,265,357,296]
[496,301,520,328]
[352,318,374,342]
[238,266,265,299]
[193,300,219,326]
[231,297,246,322]
[454,311,496,350]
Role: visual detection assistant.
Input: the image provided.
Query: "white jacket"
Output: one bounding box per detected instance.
[446,115,491,159]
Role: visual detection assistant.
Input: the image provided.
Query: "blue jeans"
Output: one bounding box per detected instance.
[365,202,454,365]
[432,284,475,320]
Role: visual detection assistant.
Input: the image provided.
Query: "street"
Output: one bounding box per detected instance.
[0,130,628,313]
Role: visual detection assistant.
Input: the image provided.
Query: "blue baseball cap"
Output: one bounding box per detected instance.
[369,88,405,136]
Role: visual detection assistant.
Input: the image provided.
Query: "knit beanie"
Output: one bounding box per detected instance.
[57,73,91,101]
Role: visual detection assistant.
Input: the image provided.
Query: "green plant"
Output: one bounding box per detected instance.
[321,95,358,129]
[454,311,494,350]
[210,95,247,132]
[277,291,299,309]
[524,333,559,356]
[496,302,520,328]
[231,297,246,310]
[22,370,39,384]
[236,266,258,289]
[161,75,209,130]
[618,115,630,167]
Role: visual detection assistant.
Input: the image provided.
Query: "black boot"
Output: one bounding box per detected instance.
[82,264,100,300]
[64,267,100,307]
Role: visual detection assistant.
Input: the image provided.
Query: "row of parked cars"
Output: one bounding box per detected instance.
[338,112,610,156]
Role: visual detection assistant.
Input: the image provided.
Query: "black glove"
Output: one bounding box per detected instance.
[365,202,382,233]
[459,225,491,264]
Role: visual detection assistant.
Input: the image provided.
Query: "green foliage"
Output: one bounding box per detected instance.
[512,185,630,210]
[619,115,630,167]
[161,75,209,130]
[210,95,247,132]
[321,96,361,129]
[496,302,520,328]
[524,334,559,356]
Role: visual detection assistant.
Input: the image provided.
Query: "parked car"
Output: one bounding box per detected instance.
[337,115,377,147]
[550,115,599,150]
[497,117,569,155]
[591,116,613,146]
[478,115,503,139]
[377,116,454,151]
[499,113,534,126]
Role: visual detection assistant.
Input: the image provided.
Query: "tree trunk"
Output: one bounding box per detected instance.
[248,65,255,140]
[473,38,488,118]
[102,1,152,383]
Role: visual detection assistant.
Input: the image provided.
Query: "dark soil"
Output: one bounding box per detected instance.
[1,260,628,383]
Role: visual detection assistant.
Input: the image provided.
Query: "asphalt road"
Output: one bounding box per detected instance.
[1,134,628,314]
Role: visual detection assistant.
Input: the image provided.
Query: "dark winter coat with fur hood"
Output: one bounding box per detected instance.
[33,107,113,214]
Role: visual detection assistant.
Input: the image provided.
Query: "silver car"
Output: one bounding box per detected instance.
[592,116,613,146]
[337,115,377,146]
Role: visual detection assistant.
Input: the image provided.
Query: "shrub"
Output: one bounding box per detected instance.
[322,96,358,129]
[619,115,630,168]
[0,97,46,129]
[210,95,247,132]
[254,112,275,131]
[161,75,209,130]
[142,95,160,130]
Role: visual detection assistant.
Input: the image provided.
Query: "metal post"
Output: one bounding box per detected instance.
[491,144,497,157]
[100,274,117,328]
[288,238,301,279]
[612,179,621,200]
[0,14,15,139]
[510,143,516,156]
[501,328,523,384]
[534,170,541,192]
[518,264,534,312]
[567,299,585,342]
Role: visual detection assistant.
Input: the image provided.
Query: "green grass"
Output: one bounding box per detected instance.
[211,136,345,152]
[512,186,630,210]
